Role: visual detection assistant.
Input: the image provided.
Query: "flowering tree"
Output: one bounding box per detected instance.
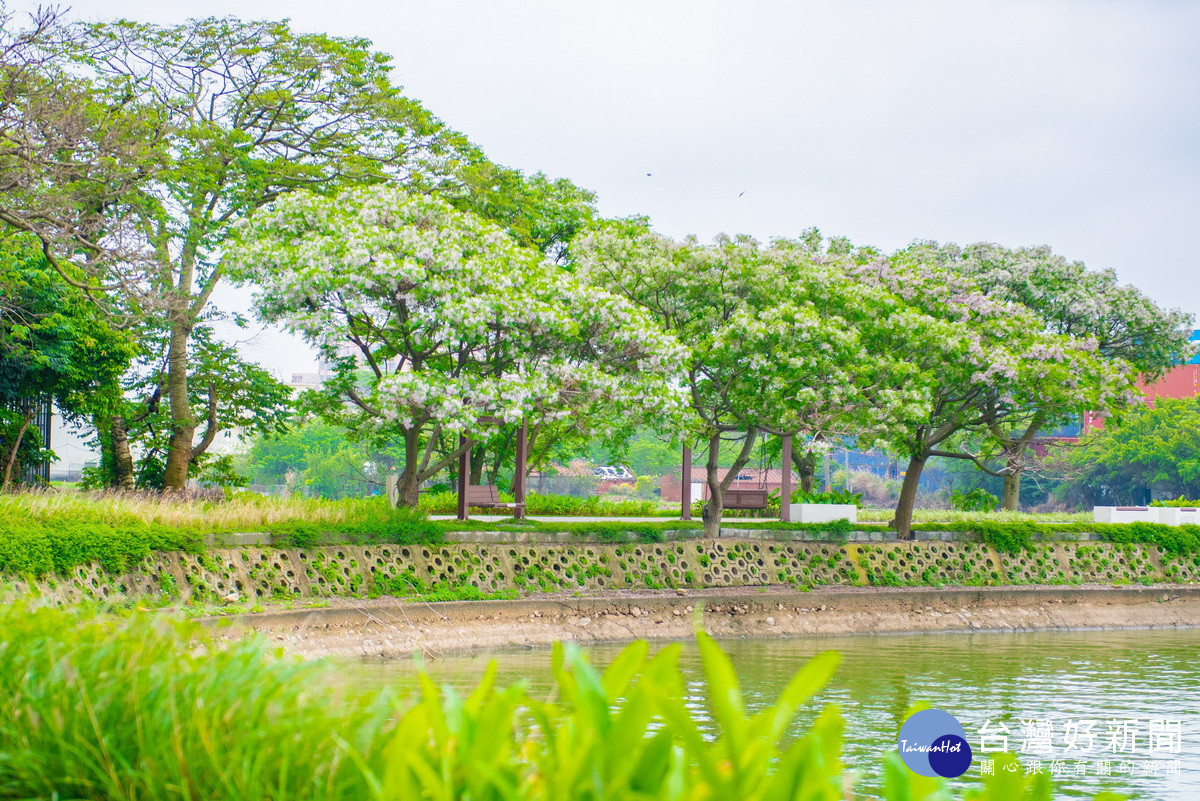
[230,188,684,506]
[763,233,937,492]
[573,221,929,535]
[856,248,1140,536]
[927,241,1195,509]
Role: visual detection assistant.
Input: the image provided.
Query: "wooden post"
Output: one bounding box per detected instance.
[514,420,528,520]
[780,435,793,522]
[457,434,470,521]
[681,443,692,520]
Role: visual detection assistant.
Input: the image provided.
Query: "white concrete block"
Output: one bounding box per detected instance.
[1093,506,1158,524]
[789,503,857,523]
[1154,507,1200,525]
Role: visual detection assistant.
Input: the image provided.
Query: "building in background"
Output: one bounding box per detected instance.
[1084,329,1200,431]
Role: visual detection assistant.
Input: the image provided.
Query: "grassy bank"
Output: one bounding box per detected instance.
[0,604,1111,801]
[5,491,1200,592]
[7,489,1095,530]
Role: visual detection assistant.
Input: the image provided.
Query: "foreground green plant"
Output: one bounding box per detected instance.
[0,606,1121,800]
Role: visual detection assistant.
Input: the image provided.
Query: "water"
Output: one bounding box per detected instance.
[349,628,1200,800]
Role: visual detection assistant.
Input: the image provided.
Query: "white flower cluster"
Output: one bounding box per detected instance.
[228,188,686,443]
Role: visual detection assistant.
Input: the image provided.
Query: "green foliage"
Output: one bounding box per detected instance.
[1151,496,1200,507]
[0,605,1118,800]
[950,487,1000,513]
[418,490,659,517]
[972,521,1039,553]
[371,568,518,602]
[1068,397,1200,503]
[268,507,444,548]
[0,520,202,577]
[241,420,392,499]
[0,231,133,484]
[789,488,863,506]
[1098,522,1200,556]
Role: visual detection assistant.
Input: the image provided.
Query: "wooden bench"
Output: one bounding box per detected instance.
[465,484,525,512]
[723,489,768,509]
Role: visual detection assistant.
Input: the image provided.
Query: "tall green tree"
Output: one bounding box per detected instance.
[856,248,1136,536]
[573,221,928,535]
[1,14,471,489]
[0,230,132,487]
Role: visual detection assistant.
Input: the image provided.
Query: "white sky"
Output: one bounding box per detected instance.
[12,0,1200,376]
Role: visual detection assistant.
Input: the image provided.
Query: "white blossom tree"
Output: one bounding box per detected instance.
[573,220,931,535]
[921,241,1195,509]
[230,188,685,506]
[856,248,1142,536]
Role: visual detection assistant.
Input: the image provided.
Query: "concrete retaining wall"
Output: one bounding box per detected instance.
[12,537,1200,606]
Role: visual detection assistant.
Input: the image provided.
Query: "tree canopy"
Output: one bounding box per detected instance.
[0,230,132,486]
[230,187,684,505]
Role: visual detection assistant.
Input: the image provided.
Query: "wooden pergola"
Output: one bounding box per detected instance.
[680,434,794,522]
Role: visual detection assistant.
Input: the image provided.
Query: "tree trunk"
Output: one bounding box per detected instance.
[791,448,817,494]
[395,470,420,507]
[1002,469,1021,512]
[1,405,34,489]
[394,428,422,506]
[893,454,928,540]
[161,318,195,491]
[701,429,759,538]
[111,415,135,491]
[702,433,725,538]
[469,443,485,486]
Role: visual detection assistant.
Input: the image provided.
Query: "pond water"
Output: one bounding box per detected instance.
[350,628,1200,799]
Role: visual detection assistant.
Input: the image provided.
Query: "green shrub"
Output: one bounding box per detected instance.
[1150,496,1200,507]
[971,521,1038,553]
[268,507,443,548]
[417,490,659,517]
[0,520,202,578]
[788,488,864,506]
[949,488,1000,513]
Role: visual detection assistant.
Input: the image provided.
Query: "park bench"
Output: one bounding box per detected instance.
[465,484,525,512]
[722,489,769,510]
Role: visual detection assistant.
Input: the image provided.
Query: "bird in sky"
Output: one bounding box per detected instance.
[646,172,652,177]
[738,191,746,198]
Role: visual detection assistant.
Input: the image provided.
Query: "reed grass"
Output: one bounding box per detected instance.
[2,488,394,530]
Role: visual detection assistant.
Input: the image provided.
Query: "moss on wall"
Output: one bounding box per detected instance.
[7,538,1197,606]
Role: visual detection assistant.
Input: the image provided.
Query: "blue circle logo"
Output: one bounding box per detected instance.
[898,709,973,777]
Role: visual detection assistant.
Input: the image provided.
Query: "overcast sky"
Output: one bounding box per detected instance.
[11,0,1200,376]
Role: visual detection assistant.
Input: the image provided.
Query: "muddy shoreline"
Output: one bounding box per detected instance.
[208,585,1200,660]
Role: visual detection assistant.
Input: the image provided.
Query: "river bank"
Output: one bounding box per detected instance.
[209,584,1200,660]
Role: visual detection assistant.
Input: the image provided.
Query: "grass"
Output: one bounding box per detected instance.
[2,489,395,531]
[0,603,1114,801]
[857,508,1094,524]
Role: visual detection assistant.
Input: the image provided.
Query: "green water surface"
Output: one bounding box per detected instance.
[352,628,1200,800]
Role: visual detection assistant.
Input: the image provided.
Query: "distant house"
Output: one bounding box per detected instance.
[1084,328,1200,432]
